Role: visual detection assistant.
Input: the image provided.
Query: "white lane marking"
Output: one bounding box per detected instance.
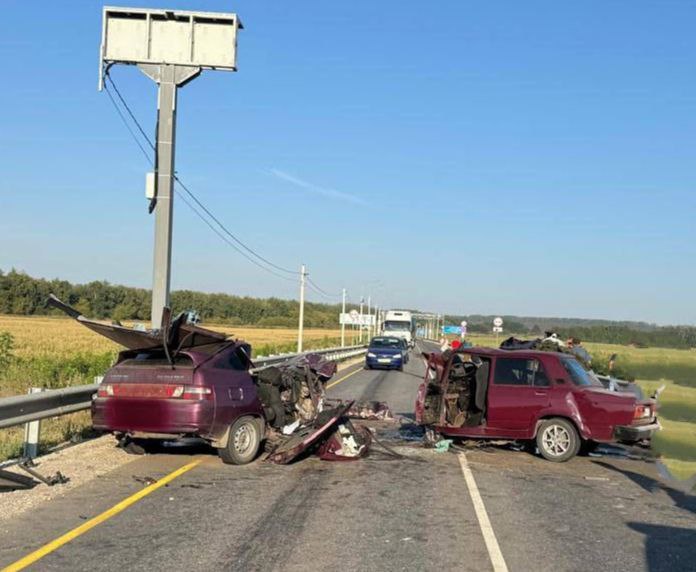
[458,453,509,572]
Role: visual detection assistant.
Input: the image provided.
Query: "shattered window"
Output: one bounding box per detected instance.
[493,358,549,387]
[214,350,246,371]
[561,358,602,387]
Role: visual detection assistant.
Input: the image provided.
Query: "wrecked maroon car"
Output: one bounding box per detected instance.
[47,295,369,465]
[415,347,660,462]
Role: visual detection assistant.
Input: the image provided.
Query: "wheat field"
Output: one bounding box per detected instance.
[0,315,354,358]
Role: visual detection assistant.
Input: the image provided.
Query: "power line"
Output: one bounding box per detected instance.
[105,71,155,151]
[175,190,296,282]
[103,82,153,166]
[102,71,300,278]
[307,277,341,299]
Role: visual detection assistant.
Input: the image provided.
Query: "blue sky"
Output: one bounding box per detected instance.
[1,1,695,325]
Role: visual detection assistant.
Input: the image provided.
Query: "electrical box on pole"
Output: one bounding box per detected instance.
[99,7,243,329]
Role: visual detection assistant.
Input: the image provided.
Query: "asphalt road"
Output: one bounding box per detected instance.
[1,343,694,571]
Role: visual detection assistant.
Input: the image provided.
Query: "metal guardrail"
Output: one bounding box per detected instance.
[0,344,367,432]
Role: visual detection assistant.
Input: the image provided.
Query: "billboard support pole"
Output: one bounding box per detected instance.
[136,64,200,328]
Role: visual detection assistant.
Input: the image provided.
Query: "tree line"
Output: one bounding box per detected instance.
[0,269,344,329]
[2,269,695,348]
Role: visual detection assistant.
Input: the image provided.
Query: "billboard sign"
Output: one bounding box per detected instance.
[340,313,375,326]
[442,325,463,335]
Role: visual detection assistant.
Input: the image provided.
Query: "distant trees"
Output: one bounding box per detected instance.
[0,269,342,328]
[2,269,695,348]
[445,311,696,350]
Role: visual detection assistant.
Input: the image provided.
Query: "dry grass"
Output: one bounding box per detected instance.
[0,315,350,359]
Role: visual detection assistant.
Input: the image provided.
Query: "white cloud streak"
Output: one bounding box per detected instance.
[269,168,366,206]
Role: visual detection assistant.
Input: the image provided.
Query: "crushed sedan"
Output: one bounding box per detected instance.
[415,346,660,462]
[47,295,371,465]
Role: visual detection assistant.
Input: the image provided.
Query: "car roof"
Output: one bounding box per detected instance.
[452,346,572,359]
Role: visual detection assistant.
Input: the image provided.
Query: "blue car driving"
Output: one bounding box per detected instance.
[365,336,408,371]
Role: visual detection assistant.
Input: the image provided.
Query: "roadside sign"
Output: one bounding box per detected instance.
[493,317,503,328]
[442,325,462,335]
[340,313,375,326]
[460,320,467,328]
[493,326,503,333]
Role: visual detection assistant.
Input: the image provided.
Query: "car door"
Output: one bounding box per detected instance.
[487,357,551,434]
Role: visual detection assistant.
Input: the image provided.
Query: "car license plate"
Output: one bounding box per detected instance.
[378,358,391,363]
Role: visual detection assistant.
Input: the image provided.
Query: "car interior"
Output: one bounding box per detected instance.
[420,352,490,427]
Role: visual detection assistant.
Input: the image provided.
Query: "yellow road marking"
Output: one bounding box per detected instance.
[2,459,203,572]
[326,366,364,389]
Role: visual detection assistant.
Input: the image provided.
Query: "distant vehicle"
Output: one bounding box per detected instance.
[383,310,415,347]
[366,336,408,370]
[415,347,659,462]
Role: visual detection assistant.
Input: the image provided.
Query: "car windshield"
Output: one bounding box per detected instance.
[384,321,409,332]
[561,358,603,387]
[370,338,401,348]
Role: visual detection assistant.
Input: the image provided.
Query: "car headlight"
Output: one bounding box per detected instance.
[367,352,376,358]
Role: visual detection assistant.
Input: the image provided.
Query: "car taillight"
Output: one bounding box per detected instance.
[171,385,213,400]
[634,404,651,420]
[97,384,114,397]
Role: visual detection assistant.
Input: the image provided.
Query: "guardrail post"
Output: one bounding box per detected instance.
[23,387,43,459]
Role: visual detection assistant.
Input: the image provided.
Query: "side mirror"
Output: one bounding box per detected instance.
[555,378,566,385]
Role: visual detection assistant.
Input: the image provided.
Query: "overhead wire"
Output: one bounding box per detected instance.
[306,277,341,300]
[102,70,304,281]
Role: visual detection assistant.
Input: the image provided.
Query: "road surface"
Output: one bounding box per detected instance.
[0,342,694,571]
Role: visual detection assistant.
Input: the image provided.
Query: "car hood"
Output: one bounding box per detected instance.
[46,294,229,352]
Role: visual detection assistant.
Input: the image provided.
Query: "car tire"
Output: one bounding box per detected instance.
[365,364,372,370]
[536,418,580,462]
[218,416,262,465]
[120,437,160,455]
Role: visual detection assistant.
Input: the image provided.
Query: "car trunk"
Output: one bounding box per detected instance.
[103,352,196,397]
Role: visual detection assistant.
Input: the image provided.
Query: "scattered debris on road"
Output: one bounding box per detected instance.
[324,399,394,420]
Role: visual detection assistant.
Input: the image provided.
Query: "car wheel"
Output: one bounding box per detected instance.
[536,418,580,462]
[218,416,262,465]
[365,364,372,370]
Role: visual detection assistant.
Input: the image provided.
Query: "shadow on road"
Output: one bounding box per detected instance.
[627,522,696,572]
[592,460,695,514]
[594,460,696,571]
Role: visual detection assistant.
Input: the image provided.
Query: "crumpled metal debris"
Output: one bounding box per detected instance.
[324,399,394,420]
[256,356,372,464]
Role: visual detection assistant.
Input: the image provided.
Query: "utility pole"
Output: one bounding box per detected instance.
[297,264,306,352]
[374,305,379,336]
[359,297,364,343]
[341,288,346,348]
[366,296,371,340]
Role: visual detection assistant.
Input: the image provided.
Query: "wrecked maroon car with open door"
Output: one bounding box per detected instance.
[48,295,370,465]
[415,347,659,462]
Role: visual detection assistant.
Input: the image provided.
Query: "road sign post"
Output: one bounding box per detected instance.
[493,317,504,345]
